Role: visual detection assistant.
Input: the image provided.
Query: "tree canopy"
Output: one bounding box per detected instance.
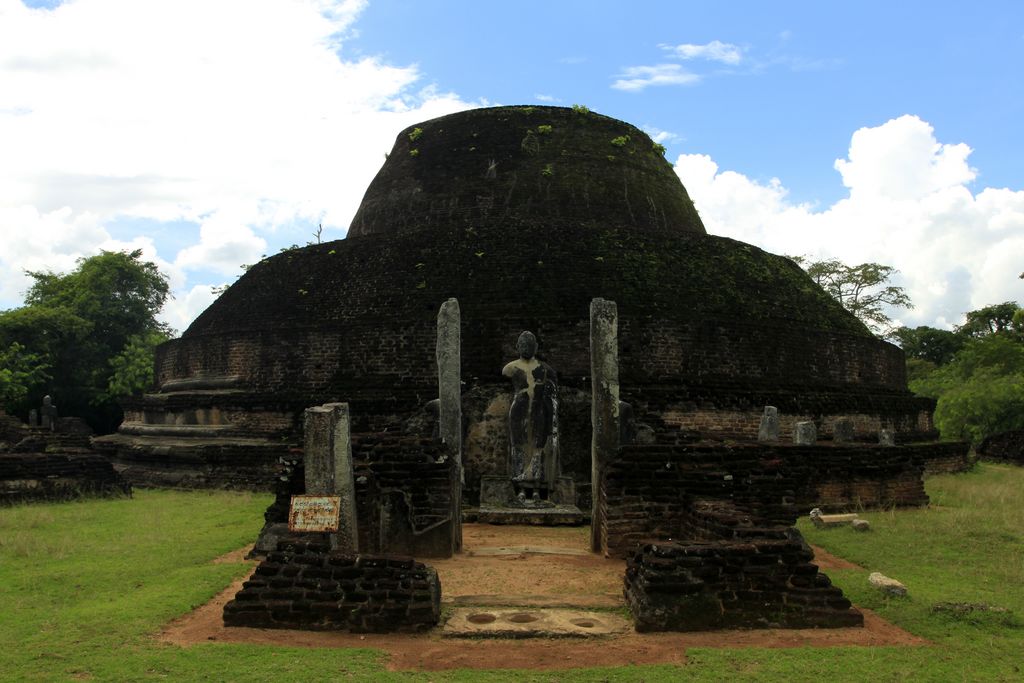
[0,250,170,432]
[955,301,1023,338]
[902,300,1024,445]
[889,326,965,366]
[789,257,912,335]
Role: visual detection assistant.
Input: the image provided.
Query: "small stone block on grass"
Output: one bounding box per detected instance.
[869,572,907,597]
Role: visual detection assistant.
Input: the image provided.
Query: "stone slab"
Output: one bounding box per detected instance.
[820,513,859,523]
[442,607,630,639]
[464,544,590,557]
[444,594,622,609]
[477,504,585,526]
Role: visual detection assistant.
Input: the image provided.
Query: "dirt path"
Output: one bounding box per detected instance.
[159,524,924,672]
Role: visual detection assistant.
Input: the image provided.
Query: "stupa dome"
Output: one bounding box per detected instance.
[103,106,933,498]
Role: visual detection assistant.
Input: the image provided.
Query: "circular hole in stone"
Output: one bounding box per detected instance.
[507,612,539,623]
[571,619,597,628]
[467,613,497,624]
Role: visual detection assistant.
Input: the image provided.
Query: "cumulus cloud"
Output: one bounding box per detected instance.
[660,40,743,64]
[642,126,683,145]
[0,0,473,327]
[675,115,1024,329]
[162,284,225,335]
[611,64,701,92]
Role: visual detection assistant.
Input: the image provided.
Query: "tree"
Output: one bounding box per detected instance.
[789,257,912,336]
[889,326,965,366]
[910,333,1024,445]
[955,301,1022,338]
[0,250,170,431]
[104,330,171,401]
[0,342,49,408]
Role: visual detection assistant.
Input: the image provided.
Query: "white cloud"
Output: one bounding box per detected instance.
[661,40,743,65]
[675,115,1024,329]
[0,0,473,326]
[642,126,682,145]
[534,93,559,102]
[162,284,225,336]
[611,64,701,92]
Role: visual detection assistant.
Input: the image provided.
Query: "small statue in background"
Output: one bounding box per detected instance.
[40,395,58,432]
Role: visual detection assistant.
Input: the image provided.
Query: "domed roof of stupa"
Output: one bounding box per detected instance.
[177,106,900,402]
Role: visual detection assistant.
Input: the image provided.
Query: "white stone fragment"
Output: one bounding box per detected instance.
[869,572,907,597]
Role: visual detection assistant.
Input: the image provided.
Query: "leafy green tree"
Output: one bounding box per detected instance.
[0,342,49,408]
[890,326,965,366]
[0,250,170,431]
[104,330,171,401]
[789,257,912,335]
[911,334,1024,444]
[955,301,1022,338]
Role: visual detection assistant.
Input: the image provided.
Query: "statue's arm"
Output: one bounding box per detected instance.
[501,362,516,378]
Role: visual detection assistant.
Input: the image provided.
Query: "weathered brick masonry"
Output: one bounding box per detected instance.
[224,536,440,632]
[105,106,952,534]
[607,444,873,630]
[601,442,939,559]
[0,452,131,504]
[625,535,862,631]
[257,433,457,558]
[979,430,1024,465]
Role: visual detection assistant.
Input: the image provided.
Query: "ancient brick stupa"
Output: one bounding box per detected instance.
[97,105,944,506]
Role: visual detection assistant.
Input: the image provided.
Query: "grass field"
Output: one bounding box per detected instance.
[1,464,1022,681]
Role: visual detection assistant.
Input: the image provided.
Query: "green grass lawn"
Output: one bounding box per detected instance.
[1,465,1022,682]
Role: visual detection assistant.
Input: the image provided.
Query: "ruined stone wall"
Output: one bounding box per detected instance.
[0,453,131,504]
[224,536,440,632]
[918,442,973,474]
[629,387,935,441]
[92,439,290,491]
[156,316,906,402]
[601,443,933,559]
[979,430,1024,465]
[624,535,862,631]
[352,433,455,558]
[660,408,934,441]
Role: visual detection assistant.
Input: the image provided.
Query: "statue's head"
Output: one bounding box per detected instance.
[43,395,52,406]
[516,331,538,360]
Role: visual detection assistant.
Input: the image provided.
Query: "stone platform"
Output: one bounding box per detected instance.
[476,504,585,526]
[442,607,629,639]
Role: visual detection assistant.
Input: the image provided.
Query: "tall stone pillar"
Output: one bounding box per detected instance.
[303,402,358,552]
[436,298,463,551]
[590,298,620,553]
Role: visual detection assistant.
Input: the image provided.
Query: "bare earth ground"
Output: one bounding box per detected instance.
[161,524,925,672]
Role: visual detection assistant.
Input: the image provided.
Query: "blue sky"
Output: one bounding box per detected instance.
[1,0,1022,332]
[351,1,1024,204]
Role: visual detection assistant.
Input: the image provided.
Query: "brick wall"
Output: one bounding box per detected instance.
[92,438,290,491]
[223,535,440,633]
[0,453,131,504]
[979,430,1024,465]
[601,442,935,559]
[256,433,457,558]
[624,535,862,631]
[352,433,456,558]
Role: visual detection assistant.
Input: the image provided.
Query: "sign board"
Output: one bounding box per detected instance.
[288,495,342,532]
